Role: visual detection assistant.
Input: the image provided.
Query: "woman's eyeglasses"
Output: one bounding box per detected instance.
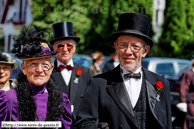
[26,63,51,71]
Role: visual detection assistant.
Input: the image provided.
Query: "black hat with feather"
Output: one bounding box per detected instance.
[11,25,58,60]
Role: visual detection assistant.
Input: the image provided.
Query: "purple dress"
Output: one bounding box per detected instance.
[0,83,72,129]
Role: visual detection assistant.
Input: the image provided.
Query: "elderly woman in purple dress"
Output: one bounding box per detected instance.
[0,26,72,129]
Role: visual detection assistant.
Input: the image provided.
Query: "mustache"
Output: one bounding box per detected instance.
[122,56,135,59]
[34,75,44,77]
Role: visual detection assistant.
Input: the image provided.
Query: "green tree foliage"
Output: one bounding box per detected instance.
[31,0,153,55]
[158,0,194,59]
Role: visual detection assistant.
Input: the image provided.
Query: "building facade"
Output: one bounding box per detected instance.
[0,0,32,52]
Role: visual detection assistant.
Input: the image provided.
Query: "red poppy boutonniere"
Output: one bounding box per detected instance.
[76,69,83,77]
[156,81,164,92]
[155,81,164,101]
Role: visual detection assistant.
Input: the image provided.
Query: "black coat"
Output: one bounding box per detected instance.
[75,65,172,129]
[51,60,92,122]
[103,59,115,73]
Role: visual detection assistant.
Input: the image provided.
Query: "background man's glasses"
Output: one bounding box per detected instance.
[117,44,144,52]
[26,63,51,71]
[57,44,74,50]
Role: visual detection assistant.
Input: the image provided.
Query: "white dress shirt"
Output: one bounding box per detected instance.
[57,59,74,85]
[120,66,143,108]
[113,58,120,68]
[94,62,101,71]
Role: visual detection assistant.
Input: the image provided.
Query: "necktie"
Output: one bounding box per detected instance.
[124,72,141,79]
[57,65,74,71]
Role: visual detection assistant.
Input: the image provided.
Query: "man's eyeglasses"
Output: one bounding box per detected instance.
[117,44,144,52]
[0,66,11,71]
[57,44,74,50]
[26,63,51,71]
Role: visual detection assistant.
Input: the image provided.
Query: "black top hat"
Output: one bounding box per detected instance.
[110,13,153,47]
[50,22,80,45]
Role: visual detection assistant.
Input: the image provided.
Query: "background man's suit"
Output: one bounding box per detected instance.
[103,59,115,73]
[51,60,92,122]
[76,65,172,129]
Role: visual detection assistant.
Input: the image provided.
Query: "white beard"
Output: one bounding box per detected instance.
[121,59,139,72]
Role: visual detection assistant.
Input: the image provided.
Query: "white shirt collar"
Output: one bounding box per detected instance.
[113,59,120,68]
[57,59,74,67]
[114,58,119,63]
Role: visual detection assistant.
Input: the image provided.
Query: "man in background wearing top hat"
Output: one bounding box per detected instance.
[103,46,119,73]
[50,22,92,126]
[76,13,172,129]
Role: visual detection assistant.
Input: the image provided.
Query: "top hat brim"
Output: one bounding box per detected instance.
[17,50,58,61]
[0,61,19,70]
[50,36,80,45]
[110,30,153,48]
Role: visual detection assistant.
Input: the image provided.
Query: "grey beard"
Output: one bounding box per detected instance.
[122,60,139,72]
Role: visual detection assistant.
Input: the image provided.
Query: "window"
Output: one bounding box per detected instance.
[156,63,175,76]
[178,63,190,72]
[142,61,149,69]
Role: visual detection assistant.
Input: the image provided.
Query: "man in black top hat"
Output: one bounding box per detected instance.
[50,22,92,125]
[103,46,119,73]
[76,13,172,129]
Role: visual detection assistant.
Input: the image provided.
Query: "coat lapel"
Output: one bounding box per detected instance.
[106,66,137,128]
[69,63,79,103]
[107,86,137,128]
[142,67,164,128]
[112,82,135,116]
[52,60,68,95]
[142,67,158,111]
[52,70,68,94]
[145,79,157,111]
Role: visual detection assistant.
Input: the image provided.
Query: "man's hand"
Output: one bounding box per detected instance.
[176,102,187,112]
[97,122,109,129]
